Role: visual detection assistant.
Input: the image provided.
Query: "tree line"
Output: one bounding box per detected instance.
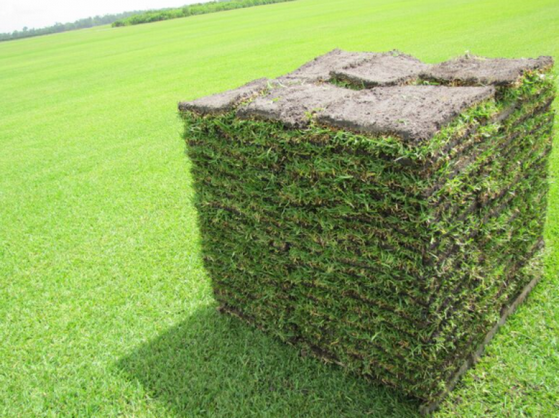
[0,11,142,42]
[112,0,295,27]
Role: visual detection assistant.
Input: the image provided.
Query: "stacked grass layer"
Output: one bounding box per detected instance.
[179,50,555,410]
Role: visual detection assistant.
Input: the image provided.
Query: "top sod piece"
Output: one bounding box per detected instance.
[179,49,552,141]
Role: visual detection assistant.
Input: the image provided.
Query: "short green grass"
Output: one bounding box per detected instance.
[0,0,558,416]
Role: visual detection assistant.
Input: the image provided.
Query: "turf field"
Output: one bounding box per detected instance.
[1,0,558,416]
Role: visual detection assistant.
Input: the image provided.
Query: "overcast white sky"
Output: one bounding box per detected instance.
[0,0,208,33]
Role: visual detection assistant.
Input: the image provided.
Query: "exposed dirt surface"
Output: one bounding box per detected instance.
[316,85,495,140]
[178,50,550,138]
[331,51,430,87]
[236,83,353,127]
[278,48,378,82]
[423,55,554,86]
[178,78,269,114]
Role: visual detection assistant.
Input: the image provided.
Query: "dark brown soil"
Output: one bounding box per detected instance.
[178,77,269,115]
[423,54,554,86]
[331,51,430,87]
[278,48,378,82]
[236,83,353,127]
[315,85,495,140]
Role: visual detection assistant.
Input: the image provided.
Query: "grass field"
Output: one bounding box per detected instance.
[1,0,558,416]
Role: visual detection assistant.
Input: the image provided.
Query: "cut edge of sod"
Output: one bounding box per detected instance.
[419,253,544,414]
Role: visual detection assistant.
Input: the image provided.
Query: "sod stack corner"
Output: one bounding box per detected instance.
[178,49,555,412]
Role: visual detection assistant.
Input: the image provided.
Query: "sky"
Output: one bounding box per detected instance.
[0,0,207,33]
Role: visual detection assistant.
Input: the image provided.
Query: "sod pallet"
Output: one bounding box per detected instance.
[179,50,555,412]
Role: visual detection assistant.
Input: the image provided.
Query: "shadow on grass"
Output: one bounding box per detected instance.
[119,304,420,417]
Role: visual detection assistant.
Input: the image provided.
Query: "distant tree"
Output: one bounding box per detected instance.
[112,0,295,27]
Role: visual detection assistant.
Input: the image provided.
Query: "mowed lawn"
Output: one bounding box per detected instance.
[1,0,558,416]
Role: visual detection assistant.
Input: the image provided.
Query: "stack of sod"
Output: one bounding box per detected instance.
[178,50,555,412]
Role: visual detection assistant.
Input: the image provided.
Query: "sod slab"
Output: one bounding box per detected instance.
[331,51,430,87]
[279,48,377,82]
[316,85,495,140]
[178,77,269,115]
[237,83,354,127]
[423,54,554,86]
